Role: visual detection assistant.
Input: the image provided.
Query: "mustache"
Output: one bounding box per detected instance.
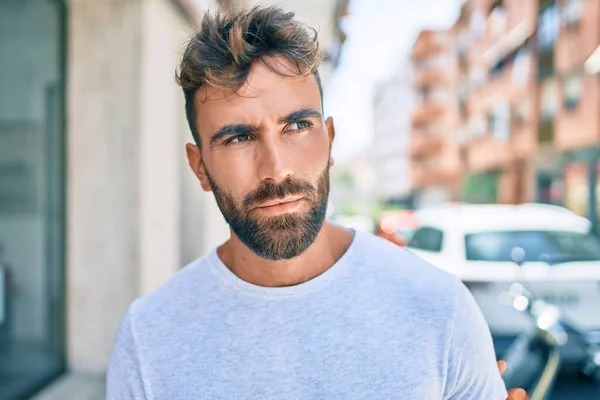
[243,177,315,208]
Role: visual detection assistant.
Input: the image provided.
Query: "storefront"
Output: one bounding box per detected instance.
[462,170,502,203]
[0,1,67,398]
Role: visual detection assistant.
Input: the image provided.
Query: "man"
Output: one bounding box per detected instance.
[107,6,527,399]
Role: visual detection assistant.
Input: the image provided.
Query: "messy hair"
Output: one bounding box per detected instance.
[175,5,324,147]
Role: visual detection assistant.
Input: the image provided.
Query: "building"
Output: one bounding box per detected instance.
[418,0,600,231]
[548,0,600,229]
[409,30,462,207]
[0,0,341,399]
[371,66,413,204]
[329,0,351,68]
[459,0,539,204]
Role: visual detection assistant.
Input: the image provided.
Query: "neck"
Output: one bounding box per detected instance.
[217,221,354,287]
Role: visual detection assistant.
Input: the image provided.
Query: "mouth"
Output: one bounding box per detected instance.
[252,195,307,216]
[256,195,305,208]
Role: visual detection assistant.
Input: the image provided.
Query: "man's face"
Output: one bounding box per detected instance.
[187,56,335,260]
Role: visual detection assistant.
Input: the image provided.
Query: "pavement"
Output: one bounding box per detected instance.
[32,373,105,400]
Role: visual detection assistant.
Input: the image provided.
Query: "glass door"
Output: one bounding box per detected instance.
[0,0,66,398]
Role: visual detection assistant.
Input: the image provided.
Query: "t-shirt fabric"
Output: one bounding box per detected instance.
[107,230,508,399]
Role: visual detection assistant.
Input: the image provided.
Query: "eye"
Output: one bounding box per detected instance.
[224,134,253,145]
[287,120,312,132]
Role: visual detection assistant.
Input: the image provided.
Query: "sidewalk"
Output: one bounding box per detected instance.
[32,373,105,400]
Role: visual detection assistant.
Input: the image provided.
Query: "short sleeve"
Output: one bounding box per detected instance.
[443,282,508,400]
[106,310,151,400]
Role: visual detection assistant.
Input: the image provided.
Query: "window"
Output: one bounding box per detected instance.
[470,11,487,38]
[408,227,444,252]
[0,1,67,398]
[488,2,507,36]
[540,79,559,120]
[512,98,530,126]
[564,72,582,110]
[465,230,600,262]
[512,48,532,86]
[467,115,487,139]
[488,102,511,141]
[469,67,487,90]
[561,0,583,28]
[538,3,560,50]
[418,86,431,101]
[416,55,451,69]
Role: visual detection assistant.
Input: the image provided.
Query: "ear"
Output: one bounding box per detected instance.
[325,116,336,146]
[185,143,212,192]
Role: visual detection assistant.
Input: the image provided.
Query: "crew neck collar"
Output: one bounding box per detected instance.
[208,230,360,297]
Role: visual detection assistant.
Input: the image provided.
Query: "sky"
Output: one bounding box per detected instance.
[324,0,464,163]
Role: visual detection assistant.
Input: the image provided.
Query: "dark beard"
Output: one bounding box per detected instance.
[205,165,330,261]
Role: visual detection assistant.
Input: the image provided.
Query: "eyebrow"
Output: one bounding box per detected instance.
[278,108,323,125]
[209,108,323,145]
[209,123,258,145]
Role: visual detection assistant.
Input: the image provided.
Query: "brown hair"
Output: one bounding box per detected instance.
[176,5,324,146]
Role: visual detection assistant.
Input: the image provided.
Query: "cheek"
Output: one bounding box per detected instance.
[289,131,330,167]
[207,153,256,201]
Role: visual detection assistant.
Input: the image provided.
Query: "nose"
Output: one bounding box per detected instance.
[255,134,294,184]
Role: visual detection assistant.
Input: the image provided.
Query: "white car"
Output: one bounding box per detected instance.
[406,203,600,342]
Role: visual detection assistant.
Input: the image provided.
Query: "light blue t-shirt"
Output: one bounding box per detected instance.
[107,231,508,399]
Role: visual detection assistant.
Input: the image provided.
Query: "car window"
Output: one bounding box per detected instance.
[465,230,600,262]
[408,227,444,252]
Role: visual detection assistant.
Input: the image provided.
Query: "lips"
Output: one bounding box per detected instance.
[255,196,305,209]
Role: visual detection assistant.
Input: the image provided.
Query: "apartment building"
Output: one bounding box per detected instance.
[547,0,600,224]
[372,66,413,204]
[440,0,598,225]
[409,30,462,207]
[454,0,539,204]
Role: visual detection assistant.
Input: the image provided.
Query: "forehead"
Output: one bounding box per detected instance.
[194,57,321,134]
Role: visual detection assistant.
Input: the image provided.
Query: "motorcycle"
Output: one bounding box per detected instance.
[499,247,600,400]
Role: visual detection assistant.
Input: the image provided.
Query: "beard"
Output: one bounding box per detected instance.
[205,164,330,261]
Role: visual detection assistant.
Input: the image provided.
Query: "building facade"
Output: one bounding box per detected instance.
[408,0,599,229]
[409,30,462,207]
[459,0,539,204]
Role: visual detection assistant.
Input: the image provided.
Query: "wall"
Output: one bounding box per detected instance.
[68,0,145,373]
[67,0,231,373]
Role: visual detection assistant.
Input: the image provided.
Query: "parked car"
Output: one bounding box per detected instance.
[406,203,600,362]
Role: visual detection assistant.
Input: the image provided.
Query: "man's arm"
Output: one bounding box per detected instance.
[443,282,508,399]
[106,310,151,400]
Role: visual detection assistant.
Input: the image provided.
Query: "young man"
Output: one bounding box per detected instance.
[107,6,527,399]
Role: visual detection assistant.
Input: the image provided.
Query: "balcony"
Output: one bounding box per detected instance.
[410,133,445,158]
[467,135,513,172]
[411,101,446,126]
[411,30,451,61]
[412,67,453,88]
[411,161,460,188]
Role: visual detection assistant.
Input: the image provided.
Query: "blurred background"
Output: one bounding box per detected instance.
[0,0,599,399]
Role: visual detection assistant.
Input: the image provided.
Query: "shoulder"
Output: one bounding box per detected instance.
[354,231,461,291]
[128,252,218,326]
[351,231,463,312]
